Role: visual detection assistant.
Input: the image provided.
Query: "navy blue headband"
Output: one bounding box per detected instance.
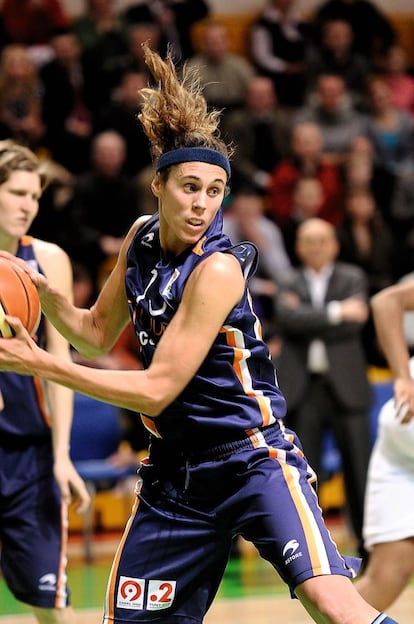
[155,147,231,179]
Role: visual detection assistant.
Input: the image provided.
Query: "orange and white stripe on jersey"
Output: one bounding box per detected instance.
[222,324,276,428]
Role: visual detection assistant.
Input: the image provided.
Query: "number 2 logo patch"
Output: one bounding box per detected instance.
[147,580,176,611]
[116,577,176,611]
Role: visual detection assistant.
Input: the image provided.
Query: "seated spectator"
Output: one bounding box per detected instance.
[305,18,370,110]
[362,75,414,178]
[72,0,130,106]
[63,130,142,293]
[337,186,394,296]
[381,45,414,119]
[267,121,344,227]
[222,76,292,194]
[114,22,162,84]
[310,0,397,69]
[94,69,152,176]
[120,0,210,64]
[294,73,366,161]
[72,0,128,52]
[0,43,45,149]
[40,27,96,173]
[389,172,414,279]
[223,189,292,331]
[249,0,311,109]
[1,0,70,65]
[282,176,325,265]
[186,21,255,114]
[336,186,394,365]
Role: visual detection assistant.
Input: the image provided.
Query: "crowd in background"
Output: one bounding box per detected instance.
[1,0,413,561]
[0,0,412,364]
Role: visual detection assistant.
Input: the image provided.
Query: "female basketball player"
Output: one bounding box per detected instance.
[0,140,90,624]
[0,48,398,624]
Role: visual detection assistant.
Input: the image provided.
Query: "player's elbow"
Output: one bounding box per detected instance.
[139,377,179,417]
[142,393,174,417]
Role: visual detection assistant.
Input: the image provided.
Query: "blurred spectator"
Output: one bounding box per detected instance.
[29,158,75,249]
[186,21,255,114]
[40,27,96,173]
[222,76,291,194]
[267,121,344,227]
[305,18,370,110]
[282,175,325,265]
[63,130,142,292]
[250,0,311,109]
[223,190,292,331]
[310,0,397,69]
[294,73,366,161]
[360,74,414,224]
[336,186,394,364]
[72,0,130,107]
[114,22,161,83]
[338,183,394,291]
[1,0,69,65]
[94,69,152,176]
[389,173,414,279]
[121,0,210,64]
[362,75,414,178]
[0,44,45,149]
[72,0,128,51]
[273,217,372,557]
[381,45,414,119]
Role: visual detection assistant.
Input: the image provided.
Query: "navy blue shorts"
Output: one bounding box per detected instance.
[103,424,360,623]
[0,439,70,609]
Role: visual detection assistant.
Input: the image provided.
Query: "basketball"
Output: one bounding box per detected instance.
[0,257,41,337]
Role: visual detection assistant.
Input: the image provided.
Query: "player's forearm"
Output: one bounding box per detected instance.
[32,349,171,417]
[39,286,111,358]
[371,292,411,378]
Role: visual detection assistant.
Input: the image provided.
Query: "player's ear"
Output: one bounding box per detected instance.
[151,173,162,198]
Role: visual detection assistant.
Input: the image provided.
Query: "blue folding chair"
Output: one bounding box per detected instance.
[70,393,139,561]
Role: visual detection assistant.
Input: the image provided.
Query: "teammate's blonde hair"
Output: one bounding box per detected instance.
[0,139,49,189]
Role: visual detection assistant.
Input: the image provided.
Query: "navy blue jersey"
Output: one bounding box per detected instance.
[125,211,287,447]
[0,236,49,440]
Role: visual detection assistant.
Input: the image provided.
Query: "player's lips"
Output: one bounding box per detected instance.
[186,218,204,227]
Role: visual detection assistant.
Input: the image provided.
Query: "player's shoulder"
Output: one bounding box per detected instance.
[32,237,71,269]
[191,251,245,299]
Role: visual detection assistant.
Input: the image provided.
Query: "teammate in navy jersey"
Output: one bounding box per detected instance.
[0,49,398,624]
[0,140,90,624]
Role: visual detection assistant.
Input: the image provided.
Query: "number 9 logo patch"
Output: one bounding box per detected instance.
[116,576,176,611]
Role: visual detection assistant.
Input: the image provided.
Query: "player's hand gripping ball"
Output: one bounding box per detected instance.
[0,257,41,337]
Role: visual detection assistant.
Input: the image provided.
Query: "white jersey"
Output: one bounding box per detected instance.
[363,394,414,549]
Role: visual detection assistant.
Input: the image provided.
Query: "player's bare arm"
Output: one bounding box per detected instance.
[0,251,245,416]
[372,281,414,422]
[33,216,151,359]
[33,239,90,512]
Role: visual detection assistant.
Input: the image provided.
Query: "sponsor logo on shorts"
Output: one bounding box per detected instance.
[38,573,57,592]
[282,539,303,565]
[116,576,176,611]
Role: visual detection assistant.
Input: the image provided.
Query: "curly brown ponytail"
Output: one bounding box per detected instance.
[138,43,232,163]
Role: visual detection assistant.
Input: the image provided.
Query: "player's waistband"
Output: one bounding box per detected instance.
[149,422,281,465]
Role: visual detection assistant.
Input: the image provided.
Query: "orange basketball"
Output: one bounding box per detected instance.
[0,257,41,337]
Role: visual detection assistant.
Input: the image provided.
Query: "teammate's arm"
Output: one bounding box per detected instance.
[34,239,90,512]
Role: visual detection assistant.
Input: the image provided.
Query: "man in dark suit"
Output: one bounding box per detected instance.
[273,217,372,557]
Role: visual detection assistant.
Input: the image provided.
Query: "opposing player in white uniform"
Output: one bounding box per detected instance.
[355,281,414,611]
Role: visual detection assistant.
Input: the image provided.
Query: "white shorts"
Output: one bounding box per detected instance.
[363,397,414,549]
